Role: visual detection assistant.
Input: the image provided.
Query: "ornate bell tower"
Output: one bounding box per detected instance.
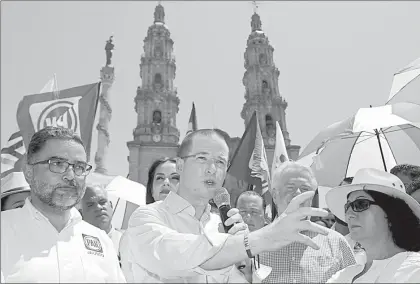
[127,3,180,185]
[240,9,300,163]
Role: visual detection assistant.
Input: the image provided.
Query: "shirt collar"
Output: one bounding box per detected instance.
[108,226,115,237]
[24,197,82,225]
[164,191,211,220]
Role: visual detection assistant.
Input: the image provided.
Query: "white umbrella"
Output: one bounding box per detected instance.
[387,57,420,105]
[298,105,420,187]
[86,172,146,206]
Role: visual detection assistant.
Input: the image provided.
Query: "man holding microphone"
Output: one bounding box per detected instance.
[123,129,329,283]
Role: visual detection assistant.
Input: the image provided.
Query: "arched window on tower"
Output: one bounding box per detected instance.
[262,80,269,92]
[154,73,163,91]
[265,114,275,137]
[153,110,162,124]
[154,73,162,85]
[259,53,267,65]
[154,45,162,58]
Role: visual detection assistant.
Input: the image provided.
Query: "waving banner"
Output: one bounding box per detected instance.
[16,82,100,160]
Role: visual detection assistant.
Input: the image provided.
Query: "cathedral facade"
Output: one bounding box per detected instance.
[127,4,300,187]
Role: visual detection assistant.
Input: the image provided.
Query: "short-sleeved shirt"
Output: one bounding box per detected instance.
[260,229,356,283]
[1,198,126,283]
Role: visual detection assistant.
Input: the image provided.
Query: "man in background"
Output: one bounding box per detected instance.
[260,162,355,283]
[390,164,420,188]
[407,178,420,203]
[236,190,267,232]
[81,185,123,254]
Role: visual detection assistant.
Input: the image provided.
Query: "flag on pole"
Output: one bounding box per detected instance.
[1,75,58,180]
[186,102,198,135]
[224,111,272,218]
[271,121,289,177]
[1,131,25,179]
[16,82,101,161]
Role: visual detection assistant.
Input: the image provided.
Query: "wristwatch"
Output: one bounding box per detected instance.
[244,229,253,258]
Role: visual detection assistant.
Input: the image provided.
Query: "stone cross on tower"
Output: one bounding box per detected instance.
[94,36,115,174]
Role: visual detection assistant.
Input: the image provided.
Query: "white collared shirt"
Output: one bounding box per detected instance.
[327,251,420,283]
[123,191,269,283]
[108,226,123,253]
[1,198,126,283]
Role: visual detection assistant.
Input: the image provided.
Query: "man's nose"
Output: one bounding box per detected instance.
[205,162,217,174]
[62,166,76,182]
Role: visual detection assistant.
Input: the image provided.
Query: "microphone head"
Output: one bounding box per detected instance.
[213,187,231,208]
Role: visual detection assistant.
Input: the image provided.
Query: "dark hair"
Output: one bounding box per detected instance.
[235,190,266,210]
[339,177,354,186]
[1,196,10,211]
[366,190,420,252]
[177,129,229,158]
[390,164,420,180]
[146,157,177,204]
[26,126,85,163]
[407,178,420,196]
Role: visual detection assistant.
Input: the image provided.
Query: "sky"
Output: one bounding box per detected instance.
[2,1,420,177]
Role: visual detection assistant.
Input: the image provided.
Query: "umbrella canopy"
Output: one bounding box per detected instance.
[298,105,420,187]
[387,57,420,105]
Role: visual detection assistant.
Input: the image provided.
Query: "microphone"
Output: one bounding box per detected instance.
[214,188,247,270]
[213,187,233,233]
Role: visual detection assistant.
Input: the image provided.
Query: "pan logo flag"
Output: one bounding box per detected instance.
[30,97,81,135]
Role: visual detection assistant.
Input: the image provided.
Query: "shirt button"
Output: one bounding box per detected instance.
[291,257,296,261]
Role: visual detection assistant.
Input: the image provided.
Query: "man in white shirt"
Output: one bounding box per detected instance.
[1,126,125,283]
[124,129,330,283]
[81,185,123,254]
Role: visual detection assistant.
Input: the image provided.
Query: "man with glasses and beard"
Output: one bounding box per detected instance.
[124,129,330,283]
[1,127,125,283]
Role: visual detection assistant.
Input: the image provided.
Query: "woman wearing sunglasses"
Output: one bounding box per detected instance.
[325,168,420,283]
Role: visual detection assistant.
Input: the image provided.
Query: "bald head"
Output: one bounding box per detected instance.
[81,185,113,233]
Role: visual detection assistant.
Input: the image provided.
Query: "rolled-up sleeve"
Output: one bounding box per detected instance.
[126,206,231,280]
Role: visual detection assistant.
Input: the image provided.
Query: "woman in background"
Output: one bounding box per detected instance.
[326,168,420,283]
[145,157,179,204]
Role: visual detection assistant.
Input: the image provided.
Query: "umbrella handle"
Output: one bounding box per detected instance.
[374,129,388,172]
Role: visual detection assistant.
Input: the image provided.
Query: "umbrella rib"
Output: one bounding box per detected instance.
[344,132,362,179]
[380,129,398,165]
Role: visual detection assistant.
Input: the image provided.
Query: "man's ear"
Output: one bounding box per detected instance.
[176,158,184,173]
[22,156,33,183]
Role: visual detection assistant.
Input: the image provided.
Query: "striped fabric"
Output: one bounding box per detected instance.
[1,130,26,180]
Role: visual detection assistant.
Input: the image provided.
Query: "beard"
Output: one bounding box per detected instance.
[30,178,86,211]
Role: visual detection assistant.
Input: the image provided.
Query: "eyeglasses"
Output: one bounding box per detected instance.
[239,210,264,218]
[181,153,229,169]
[29,158,92,176]
[344,199,376,213]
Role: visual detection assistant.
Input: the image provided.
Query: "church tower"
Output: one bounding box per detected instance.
[127,3,180,185]
[240,9,300,163]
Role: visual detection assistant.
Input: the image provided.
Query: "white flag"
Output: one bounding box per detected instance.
[271,121,289,178]
[39,74,59,96]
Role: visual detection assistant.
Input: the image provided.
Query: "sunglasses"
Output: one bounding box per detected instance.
[344,199,376,213]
